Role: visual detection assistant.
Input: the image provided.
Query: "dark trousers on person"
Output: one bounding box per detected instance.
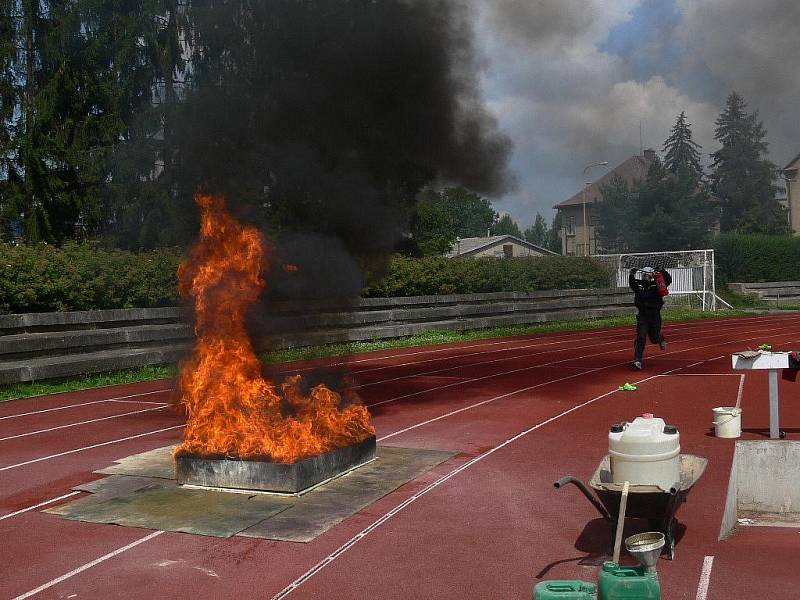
[635,309,663,362]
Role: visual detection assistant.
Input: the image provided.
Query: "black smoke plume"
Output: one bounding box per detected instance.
[171,0,513,357]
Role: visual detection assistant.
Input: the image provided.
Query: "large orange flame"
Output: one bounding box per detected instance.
[175,193,374,463]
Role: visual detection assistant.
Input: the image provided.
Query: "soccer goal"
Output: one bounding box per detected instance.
[590,249,732,311]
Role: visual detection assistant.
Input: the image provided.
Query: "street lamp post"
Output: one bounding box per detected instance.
[582,161,608,256]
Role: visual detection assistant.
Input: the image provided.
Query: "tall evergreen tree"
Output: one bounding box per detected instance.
[710,92,788,234]
[662,111,703,179]
[492,214,523,237]
[523,213,548,246]
[594,174,634,253]
[545,212,562,254]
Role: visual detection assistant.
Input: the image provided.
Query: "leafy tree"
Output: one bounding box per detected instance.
[710,92,788,234]
[523,213,548,246]
[492,213,522,237]
[662,111,703,179]
[411,187,498,255]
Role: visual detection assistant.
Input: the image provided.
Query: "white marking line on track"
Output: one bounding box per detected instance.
[272,371,669,600]
[277,313,794,376]
[272,333,792,598]
[15,315,794,597]
[0,425,184,472]
[11,531,165,600]
[354,317,786,388]
[367,320,795,411]
[0,491,80,522]
[0,389,173,420]
[695,555,714,600]
[0,406,169,442]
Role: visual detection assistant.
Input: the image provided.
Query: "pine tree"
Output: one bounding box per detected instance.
[523,213,548,246]
[662,111,703,179]
[492,214,523,237]
[595,174,634,253]
[710,92,788,234]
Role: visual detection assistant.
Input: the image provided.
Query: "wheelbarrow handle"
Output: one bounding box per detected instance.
[554,476,613,522]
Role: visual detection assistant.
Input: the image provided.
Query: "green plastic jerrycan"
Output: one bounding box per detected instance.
[533,580,597,599]
[597,562,660,600]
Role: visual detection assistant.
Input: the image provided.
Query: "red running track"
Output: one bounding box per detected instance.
[2,313,800,599]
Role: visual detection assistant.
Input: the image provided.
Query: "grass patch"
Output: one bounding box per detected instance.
[0,364,177,403]
[1,307,756,403]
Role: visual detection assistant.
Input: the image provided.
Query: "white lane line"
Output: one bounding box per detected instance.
[0,406,169,442]
[695,555,715,600]
[0,491,81,522]
[273,351,733,599]
[11,531,164,600]
[365,320,794,409]
[348,316,789,384]
[276,313,791,376]
[271,371,669,600]
[362,316,767,390]
[0,425,184,472]
[0,389,173,420]
[376,335,757,442]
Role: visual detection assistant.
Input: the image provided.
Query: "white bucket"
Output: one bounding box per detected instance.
[713,407,742,438]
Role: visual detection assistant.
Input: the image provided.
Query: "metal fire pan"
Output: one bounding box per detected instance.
[175,435,377,493]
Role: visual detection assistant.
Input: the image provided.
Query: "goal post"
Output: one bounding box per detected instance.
[590,249,731,311]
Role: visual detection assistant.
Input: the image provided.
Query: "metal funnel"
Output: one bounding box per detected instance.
[625,532,665,574]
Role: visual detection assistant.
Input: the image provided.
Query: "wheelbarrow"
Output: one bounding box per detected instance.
[555,454,707,560]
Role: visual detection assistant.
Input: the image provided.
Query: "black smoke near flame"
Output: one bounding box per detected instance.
[175,0,513,302]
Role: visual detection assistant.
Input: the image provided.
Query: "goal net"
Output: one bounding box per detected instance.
[590,249,729,311]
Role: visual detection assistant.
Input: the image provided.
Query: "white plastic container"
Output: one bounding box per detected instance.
[608,414,681,491]
[712,406,742,438]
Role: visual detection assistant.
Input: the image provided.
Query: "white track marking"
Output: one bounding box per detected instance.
[376,336,770,441]
[270,371,676,600]
[0,425,184,472]
[272,349,738,599]
[0,389,173,420]
[366,320,795,409]
[358,318,775,390]
[0,491,81,522]
[695,556,715,600]
[0,406,169,442]
[343,316,791,383]
[275,313,791,376]
[11,531,164,600]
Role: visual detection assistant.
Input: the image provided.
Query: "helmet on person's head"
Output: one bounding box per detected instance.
[640,266,655,281]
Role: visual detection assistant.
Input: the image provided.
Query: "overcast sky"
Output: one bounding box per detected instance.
[470,0,800,228]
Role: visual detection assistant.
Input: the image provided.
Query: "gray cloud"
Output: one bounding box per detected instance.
[675,0,800,164]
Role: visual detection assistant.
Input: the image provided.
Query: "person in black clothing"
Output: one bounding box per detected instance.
[629,266,671,369]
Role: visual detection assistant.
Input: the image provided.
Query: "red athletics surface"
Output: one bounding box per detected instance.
[2,313,800,599]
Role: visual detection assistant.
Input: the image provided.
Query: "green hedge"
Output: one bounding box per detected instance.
[713,234,800,283]
[363,255,610,297]
[0,246,611,313]
[0,243,181,313]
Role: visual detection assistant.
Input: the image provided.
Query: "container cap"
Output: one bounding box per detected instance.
[641,413,654,419]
